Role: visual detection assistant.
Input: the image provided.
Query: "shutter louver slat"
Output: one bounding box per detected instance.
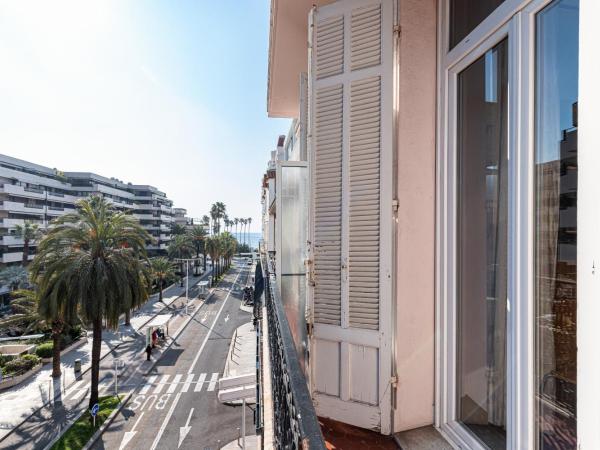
[349,74,381,330]
[314,82,343,326]
[316,16,344,80]
[350,4,381,71]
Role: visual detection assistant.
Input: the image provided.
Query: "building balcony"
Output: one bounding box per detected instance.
[0,201,45,215]
[0,218,45,229]
[47,191,78,203]
[0,235,25,246]
[134,213,155,221]
[1,251,35,264]
[160,204,172,213]
[160,215,172,222]
[258,256,326,449]
[0,184,46,200]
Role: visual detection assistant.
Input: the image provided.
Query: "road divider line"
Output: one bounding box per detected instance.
[194,373,207,392]
[187,268,243,375]
[150,392,182,450]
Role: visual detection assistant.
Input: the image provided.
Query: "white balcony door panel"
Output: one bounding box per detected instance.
[308,0,393,434]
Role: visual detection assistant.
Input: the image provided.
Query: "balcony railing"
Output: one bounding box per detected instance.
[261,257,325,450]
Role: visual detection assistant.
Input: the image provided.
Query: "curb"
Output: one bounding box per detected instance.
[0,270,213,446]
[82,392,133,450]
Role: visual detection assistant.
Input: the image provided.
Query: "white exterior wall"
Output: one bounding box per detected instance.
[577,1,600,447]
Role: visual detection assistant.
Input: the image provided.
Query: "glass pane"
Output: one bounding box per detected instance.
[449,0,505,49]
[457,39,508,450]
[279,165,309,372]
[534,1,579,449]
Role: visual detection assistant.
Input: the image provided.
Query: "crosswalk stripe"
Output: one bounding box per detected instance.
[207,373,219,391]
[167,374,182,394]
[69,384,89,401]
[194,373,206,392]
[140,375,158,395]
[153,374,170,394]
[181,373,194,393]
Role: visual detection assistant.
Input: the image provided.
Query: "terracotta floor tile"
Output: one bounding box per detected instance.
[320,417,398,450]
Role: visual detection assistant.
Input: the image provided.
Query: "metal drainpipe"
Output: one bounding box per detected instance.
[390,0,401,436]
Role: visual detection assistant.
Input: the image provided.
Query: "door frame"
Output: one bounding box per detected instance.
[435,0,560,448]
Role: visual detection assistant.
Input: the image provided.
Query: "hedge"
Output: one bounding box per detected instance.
[35,342,54,359]
[2,354,41,375]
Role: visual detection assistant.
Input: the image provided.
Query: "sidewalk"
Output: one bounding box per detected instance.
[0,270,211,442]
[222,321,256,405]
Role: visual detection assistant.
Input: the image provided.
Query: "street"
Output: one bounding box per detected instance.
[93,261,254,450]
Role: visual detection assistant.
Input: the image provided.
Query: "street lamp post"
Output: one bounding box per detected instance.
[174,257,202,315]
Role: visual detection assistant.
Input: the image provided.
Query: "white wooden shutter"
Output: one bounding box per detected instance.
[307,0,393,434]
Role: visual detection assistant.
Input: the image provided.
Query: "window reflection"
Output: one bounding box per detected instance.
[457,39,508,450]
[449,0,505,49]
[535,1,579,449]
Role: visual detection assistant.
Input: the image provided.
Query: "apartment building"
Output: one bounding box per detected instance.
[259,0,598,449]
[0,154,179,264]
[173,207,193,229]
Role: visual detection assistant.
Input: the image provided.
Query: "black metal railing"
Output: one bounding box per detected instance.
[261,256,325,450]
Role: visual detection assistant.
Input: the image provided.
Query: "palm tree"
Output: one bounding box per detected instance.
[149,257,175,305]
[0,289,75,378]
[219,232,237,270]
[30,195,150,407]
[188,225,208,275]
[0,265,29,291]
[239,219,246,245]
[202,215,210,233]
[14,221,41,266]
[223,214,229,232]
[247,217,252,249]
[205,236,220,283]
[234,218,239,242]
[167,234,194,285]
[170,223,187,236]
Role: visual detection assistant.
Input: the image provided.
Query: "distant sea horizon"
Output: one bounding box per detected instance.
[232,231,261,250]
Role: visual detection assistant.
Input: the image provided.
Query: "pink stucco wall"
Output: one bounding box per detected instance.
[394,0,437,433]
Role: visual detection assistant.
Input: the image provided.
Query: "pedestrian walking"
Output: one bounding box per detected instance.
[145,345,152,361]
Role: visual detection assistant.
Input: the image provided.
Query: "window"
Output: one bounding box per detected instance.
[449,0,506,48]
[534,1,579,448]
[456,39,508,450]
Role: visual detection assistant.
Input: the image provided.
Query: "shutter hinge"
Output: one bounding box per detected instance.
[393,25,401,36]
[390,375,398,386]
[392,199,399,213]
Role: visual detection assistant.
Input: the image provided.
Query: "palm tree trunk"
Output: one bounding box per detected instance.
[22,239,29,266]
[159,279,163,303]
[203,248,207,271]
[89,317,102,409]
[51,331,62,378]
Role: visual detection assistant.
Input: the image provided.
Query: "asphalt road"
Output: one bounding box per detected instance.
[94,261,255,450]
[0,269,215,450]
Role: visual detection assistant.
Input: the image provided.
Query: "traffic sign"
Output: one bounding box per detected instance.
[91,403,99,416]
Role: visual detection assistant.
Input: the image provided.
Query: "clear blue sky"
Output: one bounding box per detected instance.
[0,1,290,231]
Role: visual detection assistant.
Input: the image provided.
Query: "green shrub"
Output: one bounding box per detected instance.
[35,342,54,358]
[69,325,83,340]
[3,354,40,374]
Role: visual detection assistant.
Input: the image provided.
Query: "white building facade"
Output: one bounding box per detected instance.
[0,154,181,264]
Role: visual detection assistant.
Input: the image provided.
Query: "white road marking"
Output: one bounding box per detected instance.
[153,374,170,394]
[139,375,157,395]
[207,373,219,392]
[178,408,194,448]
[187,269,242,375]
[119,411,145,450]
[194,373,207,392]
[150,267,244,450]
[67,384,89,401]
[150,392,182,450]
[167,374,182,394]
[181,373,194,393]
